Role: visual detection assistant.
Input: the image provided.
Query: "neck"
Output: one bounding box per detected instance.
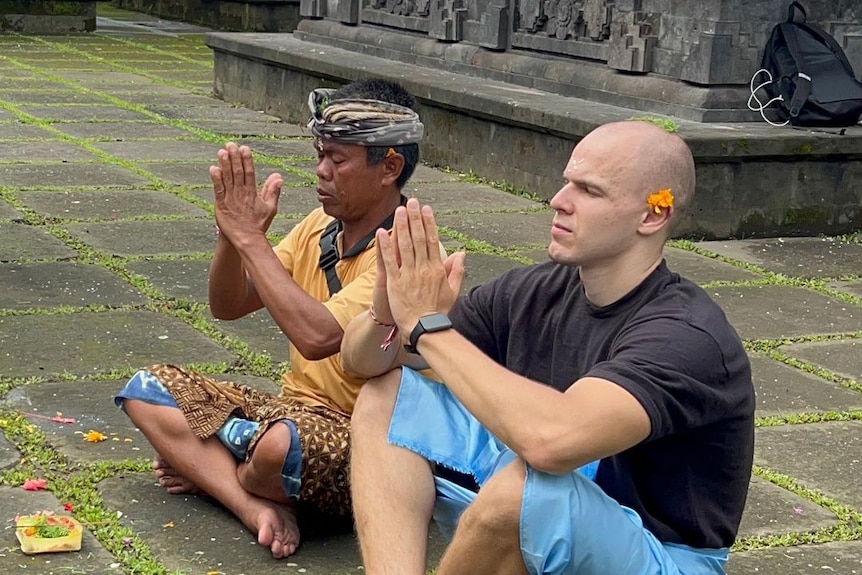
[580,245,665,308]
[340,190,402,254]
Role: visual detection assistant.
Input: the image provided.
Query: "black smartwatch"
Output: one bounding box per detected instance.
[404,313,453,354]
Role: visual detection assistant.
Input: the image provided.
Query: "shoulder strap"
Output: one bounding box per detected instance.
[317,194,408,296]
[779,22,812,119]
[318,219,343,296]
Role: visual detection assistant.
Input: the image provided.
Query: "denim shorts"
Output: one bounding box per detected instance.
[388,367,729,575]
[115,370,302,499]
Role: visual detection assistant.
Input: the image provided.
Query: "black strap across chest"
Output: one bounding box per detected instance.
[318,195,407,296]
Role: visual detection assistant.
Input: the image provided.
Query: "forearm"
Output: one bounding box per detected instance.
[414,330,649,474]
[233,234,343,360]
[341,310,417,378]
[209,235,263,319]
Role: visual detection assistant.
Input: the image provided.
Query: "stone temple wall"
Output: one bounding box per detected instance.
[293,0,862,121]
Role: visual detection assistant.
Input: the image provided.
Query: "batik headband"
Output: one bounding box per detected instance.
[307,88,424,146]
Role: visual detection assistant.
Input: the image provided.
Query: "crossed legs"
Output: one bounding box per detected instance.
[123,399,300,558]
[350,368,527,575]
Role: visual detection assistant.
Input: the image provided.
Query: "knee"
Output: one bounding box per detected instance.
[352,368,402,429]
[459,468,523,536]
[250,423,291,470]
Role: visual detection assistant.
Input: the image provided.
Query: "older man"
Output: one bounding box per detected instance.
[341,121,754,575]
[115,79,423,558]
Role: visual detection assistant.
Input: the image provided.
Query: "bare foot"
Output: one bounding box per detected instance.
[152,456,203,495]
[244,499,301,559]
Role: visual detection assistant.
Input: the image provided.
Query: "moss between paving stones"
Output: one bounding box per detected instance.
[0,15,860,573]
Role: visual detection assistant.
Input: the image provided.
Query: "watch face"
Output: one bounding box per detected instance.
[420,313,452,332]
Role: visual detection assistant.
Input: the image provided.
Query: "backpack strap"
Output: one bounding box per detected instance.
[779,22,812,119]
[787,1,806,23]
[317,194,408,296]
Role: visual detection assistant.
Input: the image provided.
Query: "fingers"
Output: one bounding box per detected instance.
[209,166,225,198]
[240,145,255,189]
[393,205,415,269]
[228,142,245,189]
[376,228,401,285]
[444,251,466,296]
[216,147,232,189]
[405,199,427,263]
[421,204,441,264]
[261,172,283,206]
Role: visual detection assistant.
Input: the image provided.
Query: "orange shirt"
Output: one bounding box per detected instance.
[272,208,376,416]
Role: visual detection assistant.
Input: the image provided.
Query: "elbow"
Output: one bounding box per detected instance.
[210,305,243,321]
[293,332,342,362]
[518,431,578,475]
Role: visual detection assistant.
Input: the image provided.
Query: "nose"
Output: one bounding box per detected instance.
[549,184,570,213]
[316,157,331,181]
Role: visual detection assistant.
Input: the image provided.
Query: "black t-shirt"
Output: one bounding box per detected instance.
[449,260,754,550]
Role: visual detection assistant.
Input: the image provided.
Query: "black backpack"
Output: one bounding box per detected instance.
[752,1,862,127]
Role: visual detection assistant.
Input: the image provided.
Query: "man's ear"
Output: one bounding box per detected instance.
[639,205,673,237]
[381,153,405,186]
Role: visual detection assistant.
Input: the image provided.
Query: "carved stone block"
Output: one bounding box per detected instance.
[608,11,656,72]
[429,1,466,42]
[300,0,326,18]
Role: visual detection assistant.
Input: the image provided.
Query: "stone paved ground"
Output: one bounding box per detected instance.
[0,6,861,575]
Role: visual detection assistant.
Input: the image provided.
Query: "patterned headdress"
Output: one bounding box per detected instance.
[307,88,424,146]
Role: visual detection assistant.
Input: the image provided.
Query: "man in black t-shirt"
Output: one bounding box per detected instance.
[341,121,754,575]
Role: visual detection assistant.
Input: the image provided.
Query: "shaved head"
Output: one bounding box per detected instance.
[579,121,696,227]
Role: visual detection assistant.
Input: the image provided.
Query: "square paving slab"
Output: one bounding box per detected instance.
[126,259,210,302]
[696,237,862,279]
[706,285,862,340]
[53,71,158,85]
[63,220,217,257]
[0,434,20,470]
[93,140,224,162]
[0,198,21,220]
[180,119,309,138]
[755,421,862,509]
[751,354,862,416]
[237,138,317,158]
[0,163,150,188]
[210,309,292,365]
[437,211,555,249]
[460,252,526,293]
[139,161,303,186]
[662,247,762,284]
[828,280,862,298]
[726,541,862,575]
[737,476,837,538]
[780,340,862,382]
[51,121,195,140]
[147,105,280,123]
[17,189,207,219]
[0,486,119,575]
[0,223,77,262]
[403,182,542,213]
[0,262,145,310]
[0,122,58,140]
[188,185,320,216]
[113,93,228,108]
[3,379,154,464]
[0,89,109,105]
[19,105,153,122]
[0,310,236,378]
[0,141,95,162]
[98,473,445,574]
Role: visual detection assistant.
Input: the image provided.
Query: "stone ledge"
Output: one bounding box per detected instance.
[208,32,862,239]
[110,0,300,32]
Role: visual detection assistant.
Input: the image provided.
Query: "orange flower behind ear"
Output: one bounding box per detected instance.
[647,189,674,214]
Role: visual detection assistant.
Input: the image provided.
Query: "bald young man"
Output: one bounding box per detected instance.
[340,121,754,575]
